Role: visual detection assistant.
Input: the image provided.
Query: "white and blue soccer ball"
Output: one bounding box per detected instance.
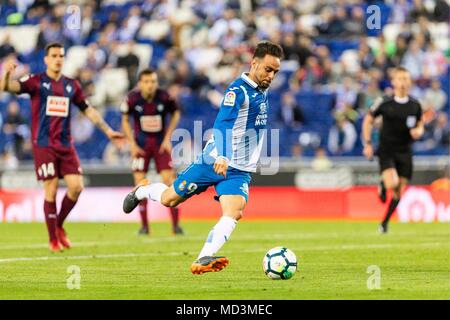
[263,247,297,280]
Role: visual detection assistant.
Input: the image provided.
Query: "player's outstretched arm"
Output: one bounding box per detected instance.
[0,62,21,94]
[121,113,144,157]
[83,106,125,145]
[362,113,375,160]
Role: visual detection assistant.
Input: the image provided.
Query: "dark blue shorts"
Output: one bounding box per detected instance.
[173,162,251,202]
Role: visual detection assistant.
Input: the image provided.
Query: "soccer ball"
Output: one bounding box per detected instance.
[263,246,297,280]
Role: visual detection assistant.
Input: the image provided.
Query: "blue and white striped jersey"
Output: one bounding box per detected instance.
[203,73,269,172]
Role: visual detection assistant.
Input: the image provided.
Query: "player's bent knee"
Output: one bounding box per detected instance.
[226,211,243,221]
[74,184,84,195]
[160,197,172,207]
[385,178,400,190]
[160,186,184,208]
[69,184,84,198]
[161,199,179,208]
[160,194,180,208]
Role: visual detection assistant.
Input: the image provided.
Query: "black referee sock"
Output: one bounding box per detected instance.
[382,198,400,225]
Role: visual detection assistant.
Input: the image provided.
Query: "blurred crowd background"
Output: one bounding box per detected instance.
[0,0,448,169]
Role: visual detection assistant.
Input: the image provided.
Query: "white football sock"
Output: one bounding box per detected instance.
[135,183,168,203]
[198,216,237,259]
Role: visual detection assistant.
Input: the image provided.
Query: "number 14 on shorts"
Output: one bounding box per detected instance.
[38,162,55,178]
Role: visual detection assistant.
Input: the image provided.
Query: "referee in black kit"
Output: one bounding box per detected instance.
[362,67,424,233]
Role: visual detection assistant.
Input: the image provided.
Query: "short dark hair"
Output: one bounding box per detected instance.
[45,42,64,55]
[393,66,410,74]
[253,41,284,60]
[138,68,156,80]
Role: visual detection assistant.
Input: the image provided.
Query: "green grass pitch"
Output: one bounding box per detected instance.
[0,221,448,300]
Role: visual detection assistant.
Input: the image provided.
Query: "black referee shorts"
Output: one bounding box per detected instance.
[377,147,413,180]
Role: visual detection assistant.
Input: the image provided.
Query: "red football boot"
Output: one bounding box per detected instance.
[49,239,63,252]
[56,227,72,249]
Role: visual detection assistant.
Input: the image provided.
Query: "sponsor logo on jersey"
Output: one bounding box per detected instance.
[140,115,162,132]
[46,96,69,117]
[255,102,268,126]
[223,91,236,106]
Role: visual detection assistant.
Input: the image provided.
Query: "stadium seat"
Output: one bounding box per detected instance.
[382,23,402,42]
[179,25,209,50]
[138,20,171,42]
[367,37,381,53]
[428,22,449,52]
[115,43,153,71]
[298,14,320,34]
[64,46,89,78]
[340,49,360,73]
[101,0,130,5]
[98,68,129,103]
[0,26,40,54]
[329,40,360,61]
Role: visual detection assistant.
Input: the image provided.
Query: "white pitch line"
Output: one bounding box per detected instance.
[0,240,133,250]
[0,237,203,250]
[1,230,447,251]
[0,242,447,264]
[0,251,184,263]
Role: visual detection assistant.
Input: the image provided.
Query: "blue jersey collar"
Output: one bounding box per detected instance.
[241,72,268,93]
[241,73,258,89]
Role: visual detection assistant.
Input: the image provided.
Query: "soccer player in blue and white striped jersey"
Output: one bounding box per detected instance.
[123,41,284,274]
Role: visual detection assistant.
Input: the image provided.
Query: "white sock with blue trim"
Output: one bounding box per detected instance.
[197,216,237,259]
[135,183,168,203]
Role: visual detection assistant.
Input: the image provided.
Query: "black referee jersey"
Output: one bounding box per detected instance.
[369,95,423,179]
[369,95,423,152]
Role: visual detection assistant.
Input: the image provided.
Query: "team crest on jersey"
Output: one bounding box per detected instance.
[259,103,267,114]
[135,105,143,113]
[406,116,417,128]
[157,104,164,112]
[223,91,236,106]
[42,82,50,90]
[66,85,72,93]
